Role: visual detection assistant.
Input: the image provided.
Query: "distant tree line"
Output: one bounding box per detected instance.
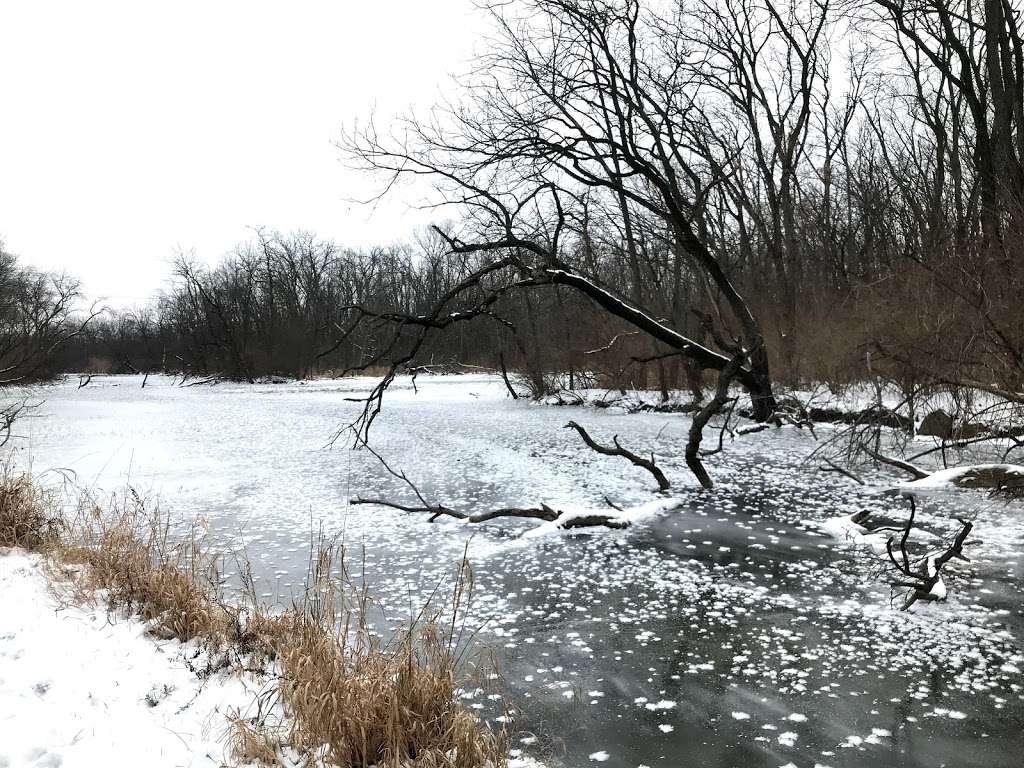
[0,241,89,386]
[0,240,94,443]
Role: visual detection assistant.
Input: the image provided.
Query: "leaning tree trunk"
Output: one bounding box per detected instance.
[685,354,745,489]
[674,222,778,421]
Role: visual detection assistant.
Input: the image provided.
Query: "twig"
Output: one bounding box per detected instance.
[818,459,866,485]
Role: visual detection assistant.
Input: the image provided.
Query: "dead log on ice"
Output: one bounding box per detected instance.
[351,435,631,531]
[349,496,630,529]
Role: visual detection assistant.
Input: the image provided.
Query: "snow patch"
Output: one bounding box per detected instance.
[522,497,682,539]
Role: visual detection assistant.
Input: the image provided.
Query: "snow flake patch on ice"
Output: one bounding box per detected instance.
[644,699,677,711]
[777,731,798,747]
[931,707,967,719]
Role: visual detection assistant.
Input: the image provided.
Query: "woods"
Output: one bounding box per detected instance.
[60,1,1024,412]
[17,0,1024,512]
[48,0,1023,493]
[0,240,94,445]
[48,0,1024,546]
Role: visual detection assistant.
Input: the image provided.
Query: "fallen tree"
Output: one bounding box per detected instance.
[816,497,978,611]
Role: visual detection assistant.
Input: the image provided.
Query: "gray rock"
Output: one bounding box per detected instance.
[919,409,953,438]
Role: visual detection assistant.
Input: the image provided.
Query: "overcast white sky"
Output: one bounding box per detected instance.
[0,0,482,308]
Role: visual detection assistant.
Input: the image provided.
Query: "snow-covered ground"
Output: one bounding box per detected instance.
[6,373,1024,767]
[0,549,255,768]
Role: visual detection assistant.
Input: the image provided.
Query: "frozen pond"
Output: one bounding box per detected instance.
[13,374,1024,767]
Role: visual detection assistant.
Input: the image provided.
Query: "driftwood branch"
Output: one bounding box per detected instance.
[585,331,639,355]
[350,496,629,529]
[818,459,866,485]
[865,448,929,479]
[564,421,671,491]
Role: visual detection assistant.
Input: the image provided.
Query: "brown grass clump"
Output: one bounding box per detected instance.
[58,490,234,646]
[228,718,282,764]
[0,465,62,550]
[233,545,508,768]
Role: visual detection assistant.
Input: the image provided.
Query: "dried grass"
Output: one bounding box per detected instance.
[232,544,508,768]
[55,489,235,646]
[0,464,62,550]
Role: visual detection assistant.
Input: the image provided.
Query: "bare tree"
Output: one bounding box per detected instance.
[342,0,779,427]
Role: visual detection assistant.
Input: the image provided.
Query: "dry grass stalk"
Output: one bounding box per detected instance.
[56,488,235,646]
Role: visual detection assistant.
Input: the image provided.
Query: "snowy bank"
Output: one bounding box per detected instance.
[0,548,546,768]
[0,548,255,768]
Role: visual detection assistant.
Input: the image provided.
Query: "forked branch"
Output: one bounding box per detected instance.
[885,496,975,610]
[565,421,671,491]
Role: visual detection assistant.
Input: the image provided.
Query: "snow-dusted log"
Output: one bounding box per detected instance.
[897,464,1024,495]
[862,448,929,479]
[350,439,634,531]
[565,421,671,491]
[350,496,631,530]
